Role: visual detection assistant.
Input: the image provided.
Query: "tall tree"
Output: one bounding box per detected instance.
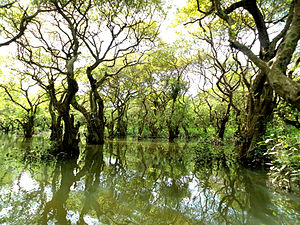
[17,0,88,155]
[71,0,162,144]
[182,0,300,164]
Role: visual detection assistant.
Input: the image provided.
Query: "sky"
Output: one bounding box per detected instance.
[160,0,188,43]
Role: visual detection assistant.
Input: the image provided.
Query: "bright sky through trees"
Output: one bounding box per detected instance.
[160,0,188,43]
[0,0,187,58]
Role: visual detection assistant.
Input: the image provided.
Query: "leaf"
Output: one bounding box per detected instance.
[271,177,278,183]
[265,138,273,143]
[279,165,287,172]
[284,143,289,148]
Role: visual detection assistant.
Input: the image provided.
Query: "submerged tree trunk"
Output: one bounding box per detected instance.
[51,107,80,157]
[237,74,275,165]
[49,100,62,142]
[48,70,80,156]
[116,111,127,138]
[86,89,105,144]
[23,116,35,138]
[49,111,80,156]
[72,90,105,145]
[72,66,105,145]
[62,113,80,154]
[17,115,35,138]
[168,123,180,142]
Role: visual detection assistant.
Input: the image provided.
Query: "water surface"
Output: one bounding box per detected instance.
[0,134,299,224]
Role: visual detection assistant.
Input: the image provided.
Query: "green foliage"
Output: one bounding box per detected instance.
[263,129,300,192]
[0,0,299,194]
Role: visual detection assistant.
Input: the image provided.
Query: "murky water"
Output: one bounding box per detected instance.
[0,134,299,225]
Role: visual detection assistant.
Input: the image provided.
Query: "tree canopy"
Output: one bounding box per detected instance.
[0,0,299,169]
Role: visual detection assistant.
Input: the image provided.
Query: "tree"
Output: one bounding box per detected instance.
[147,43,192,141]
[71,0,162,144]
[182,0,300,164]
[191,46,243,140]
[103,70,138,138]
[0,0,42,47]
[0,72,46,137]
[17,0,87,155]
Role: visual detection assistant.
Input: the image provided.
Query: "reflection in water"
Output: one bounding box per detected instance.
[0,135,299,224]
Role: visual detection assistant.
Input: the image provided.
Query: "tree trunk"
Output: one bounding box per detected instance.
[16,115,35,138]
[216,104,231,140]
[137,99,148,140]
[71,90,105,145]
[106,120,115,138]
[49,100,62,142]
[86,114,105,145]
[168,123,179,142]
[48,73,80,156]
[50,110,80,157]
[23,115,35,138]
[61,113,80,156]
[86,90,105,144]
[217,116,228,140]
[149,122,159,138]
[237,76,275,165]
[50,117,62,143]
[116,118,127,137]
[74,67,107,145]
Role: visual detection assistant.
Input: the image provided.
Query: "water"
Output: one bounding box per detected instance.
[0,134,299,225]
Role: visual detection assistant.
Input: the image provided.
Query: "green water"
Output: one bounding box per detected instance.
[0,134,299,225]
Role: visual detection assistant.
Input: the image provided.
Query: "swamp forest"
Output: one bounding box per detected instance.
[0,0,299,224]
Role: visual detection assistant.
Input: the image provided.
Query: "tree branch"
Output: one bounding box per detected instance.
[0,6,41,47]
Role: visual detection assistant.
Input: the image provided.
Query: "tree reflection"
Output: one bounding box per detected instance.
[242,170,277,225]
[0,136,298,224]
[41,158,78,224]
[192,161,278,225]
[77,145,105,224]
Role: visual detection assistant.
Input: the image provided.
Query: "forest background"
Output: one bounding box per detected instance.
[0,0,299,191]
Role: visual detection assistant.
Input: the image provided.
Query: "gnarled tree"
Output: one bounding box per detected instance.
[17,0,88,155]
[182,0,300,164]
[71,0,162,144]
[0,73,46,138]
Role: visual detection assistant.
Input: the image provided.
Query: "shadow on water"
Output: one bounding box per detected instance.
[0,134,299,224]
